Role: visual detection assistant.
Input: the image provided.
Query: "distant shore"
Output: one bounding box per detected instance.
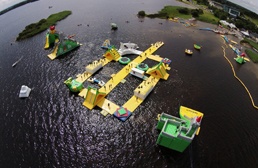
[16,10,72,41]
[0,0,38,16]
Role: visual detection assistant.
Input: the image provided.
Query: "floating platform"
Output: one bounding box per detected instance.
[68,41,170,119]
[156,106,203,152]
[19,85,31,98]
[113,107,132,121]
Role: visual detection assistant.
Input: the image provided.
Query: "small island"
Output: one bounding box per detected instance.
[16,10,72,41]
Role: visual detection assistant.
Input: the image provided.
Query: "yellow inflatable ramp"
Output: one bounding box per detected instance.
[82,87,106,110]
[47,46,58,60]
[179,106,203,135]
[78,88,87,98]
[97,98,119,115]
[179,106,203,120]
[146,62,169,80]
[44,34,49,49]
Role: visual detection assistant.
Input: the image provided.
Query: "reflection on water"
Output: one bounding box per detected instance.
[0,0,258,167]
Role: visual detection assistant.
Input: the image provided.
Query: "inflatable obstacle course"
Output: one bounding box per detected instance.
[66,41,170,121]
[64,77,83,92]
[48,38,81,60]
[104,46,121,61]
[44,26,60,49]
[118,42,142,56]
[146,62,169,80]
[101,39,112,49]
[156,106,203,152]
[234,55,246,64]
[82,86,107,110]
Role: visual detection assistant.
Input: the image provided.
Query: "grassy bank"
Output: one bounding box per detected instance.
[245,49,258,63]
[244,15,258,26]
[196,10,219,24]
[143,6,219,24]
[241,38,258,50]
[147,6,192,19]
[16,10,71,41]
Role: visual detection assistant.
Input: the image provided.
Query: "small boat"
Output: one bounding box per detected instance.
[194,44,201,50]
[185,49,193,55]
[199,28,213,31]
[111,23,118,30]
[12,56,24,67]
[168,18,178,22]
[223,35,229,43]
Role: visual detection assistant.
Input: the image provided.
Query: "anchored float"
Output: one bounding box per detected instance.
[44,26,81,60]
[185,49,193,55]
[64,77,84,93]
[194,44,201,50]
[47,34,81,60]
[118,42,142,56]
[156,106,203,152]
[19,85,31,98]
[44,25,60,49]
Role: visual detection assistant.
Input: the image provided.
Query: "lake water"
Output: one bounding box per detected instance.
[0,0,258,167]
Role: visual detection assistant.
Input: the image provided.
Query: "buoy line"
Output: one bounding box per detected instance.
[221,46,258,110]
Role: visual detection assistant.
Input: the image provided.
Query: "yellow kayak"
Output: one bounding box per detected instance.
[185,49,193,55]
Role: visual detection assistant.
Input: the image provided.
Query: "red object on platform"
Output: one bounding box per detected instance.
[50,26,55,30]
[196,116,202,122]
[240,53,246,57]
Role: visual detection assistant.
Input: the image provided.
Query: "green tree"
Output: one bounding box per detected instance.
[138,11,146,17]
[178,8,190,15]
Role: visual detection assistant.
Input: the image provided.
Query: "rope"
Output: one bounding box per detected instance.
[221,46,258,110]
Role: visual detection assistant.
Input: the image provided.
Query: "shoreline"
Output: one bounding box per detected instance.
[0,0,38,16]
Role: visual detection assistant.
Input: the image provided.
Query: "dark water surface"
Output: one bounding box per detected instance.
[1,0,258,167]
